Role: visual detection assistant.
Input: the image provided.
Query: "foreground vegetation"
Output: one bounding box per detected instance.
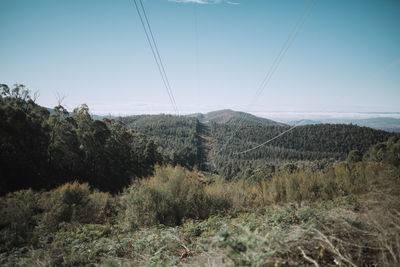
[1,137,399,266]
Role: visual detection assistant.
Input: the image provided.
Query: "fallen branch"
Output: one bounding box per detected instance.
[313,229,357,267]
[298,247,319,267]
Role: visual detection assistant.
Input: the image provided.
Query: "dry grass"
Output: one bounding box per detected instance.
[205,179,261,213]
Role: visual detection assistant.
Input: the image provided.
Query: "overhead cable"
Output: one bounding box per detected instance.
[216,0,318,156]
[132,0,179,114]
[233,55,400,156]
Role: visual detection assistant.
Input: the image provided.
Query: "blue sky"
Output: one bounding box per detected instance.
[1,0,399,116]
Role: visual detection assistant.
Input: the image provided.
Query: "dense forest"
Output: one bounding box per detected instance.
[121,113,398,181]
[120,114,207,170]
[209,122,398,180]
[0,84,160,194]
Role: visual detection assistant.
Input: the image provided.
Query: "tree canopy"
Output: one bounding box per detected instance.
[0,84,161,194]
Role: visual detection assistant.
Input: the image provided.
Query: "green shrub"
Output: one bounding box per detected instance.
[383,137,400,167]
[39,182,90,231]
[204,181,234,213]
[260,149,397,206]
[280,162,298,174]
[87,191,117,224]
[38,182,116,232]
[205,180,261,213]
[0,189,40,251]
[245,164,275,184]
[366,138,400,166]
[268,175,287,204]
[119,166,210,229]
[347,150,363,166]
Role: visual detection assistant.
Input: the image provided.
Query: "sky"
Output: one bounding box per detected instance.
[1,0,399,118]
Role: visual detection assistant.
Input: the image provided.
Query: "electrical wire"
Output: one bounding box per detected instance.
[139,0,178,113]
[232,56,400,156]
[132,0,179,114]
[215,0,318,157]
[233,122,303,155]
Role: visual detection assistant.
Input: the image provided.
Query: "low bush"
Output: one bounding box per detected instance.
[205,179,261,213]
[367,137,400,167]
[119,166,210,228]
[39,182,90,232]
[118,166,265,230]
[0,189,41,251]
[260,136,400,206]
[38,181,116,232]
[263,160,369,205]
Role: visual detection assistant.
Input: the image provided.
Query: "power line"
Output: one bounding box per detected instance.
[232,56,400,156]
[214,0,318,157]
[132,0,179,114]
[193,2,199,93]
[138,0,178,113]
[253,0,314,102]
[233,122,304,155]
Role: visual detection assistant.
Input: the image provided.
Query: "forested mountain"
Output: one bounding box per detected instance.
[290,117,400,132]
[188,109,285,126]
[119,113,399,181]
[209,123,398,180]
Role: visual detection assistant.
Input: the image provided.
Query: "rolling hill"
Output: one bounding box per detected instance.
[188,109,286,126]
[120,112,399,180]
[289,117,400,132]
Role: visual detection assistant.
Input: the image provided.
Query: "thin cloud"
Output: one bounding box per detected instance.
[168,0,208,4]
[168,0,239,5]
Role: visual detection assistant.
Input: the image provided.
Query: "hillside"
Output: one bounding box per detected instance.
[209,123,399,180]
[188,109,285,126]
[120,112,399,181]
[290,117,400,132]
[120,114,208,170]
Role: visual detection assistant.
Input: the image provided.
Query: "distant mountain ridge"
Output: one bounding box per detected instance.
[289,117,400,132]
[188,109,286,126]
[46,106,399,132]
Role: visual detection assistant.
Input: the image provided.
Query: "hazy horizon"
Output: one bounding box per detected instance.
[50,101,400,123]
[41,99,400,121]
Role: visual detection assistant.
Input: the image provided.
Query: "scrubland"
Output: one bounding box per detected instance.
[1,137,400,266]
